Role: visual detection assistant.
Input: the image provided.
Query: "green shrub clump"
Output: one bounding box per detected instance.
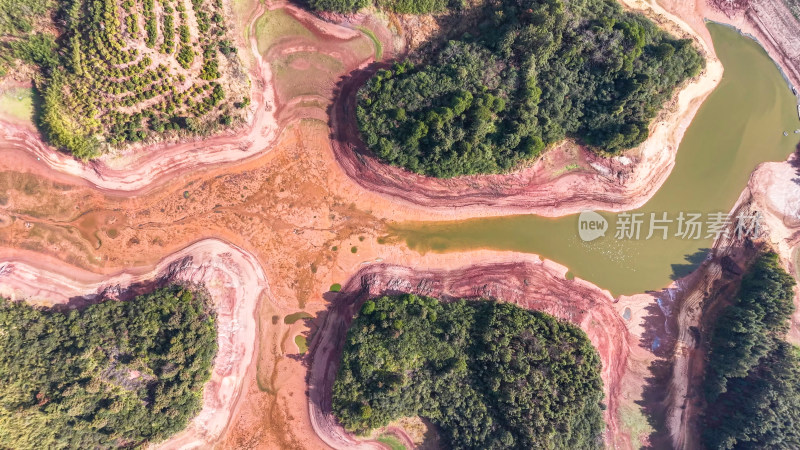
[354,0,704,177]
[702,252,800,448]
[309,0,448,13]
[333,294,604,449]
[0,285,217,449]
[309,0,370,13]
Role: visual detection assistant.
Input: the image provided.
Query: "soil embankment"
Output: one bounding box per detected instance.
[0,239,268,449]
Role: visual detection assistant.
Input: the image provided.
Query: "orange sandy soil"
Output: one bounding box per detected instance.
[0,1,781,449]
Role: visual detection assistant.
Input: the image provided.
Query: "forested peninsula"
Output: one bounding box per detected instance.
[332,294,605,449]
[320,0,705,177]
[702,252,800,448]
[0,285,217,449]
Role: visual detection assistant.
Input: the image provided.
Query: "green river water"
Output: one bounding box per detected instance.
[389,24,800,296]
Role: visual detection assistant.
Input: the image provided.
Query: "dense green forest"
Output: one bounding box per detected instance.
[0,285,217,449]
[0,0,53,36]
[343,0,705,177]
[702,252,800,449]
[1,0,246,158]
[332,294,605,449]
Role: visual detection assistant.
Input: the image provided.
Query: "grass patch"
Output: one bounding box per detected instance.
[284,311,312,325]
[330,283,342,292]
[358,26,383,61]
[272,52,345,98]
[295,335,308,354]
[377,434,406,450]
[0,88,34,123]
[253,9,315,54]
[552,163,581,177]
[619,404,654,448]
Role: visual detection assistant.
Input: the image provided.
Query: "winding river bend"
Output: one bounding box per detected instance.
[389,24,800,296]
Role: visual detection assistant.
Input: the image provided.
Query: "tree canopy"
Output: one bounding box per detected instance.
[332,294,605,449]
[0,0,53,36]
[0,0,245,158]
[0,285,217,449]
[351,0,704,177]
[702,251,800,449]
[308,0,450,14]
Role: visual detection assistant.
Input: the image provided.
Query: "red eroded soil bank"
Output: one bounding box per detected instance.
[306,262,632,448]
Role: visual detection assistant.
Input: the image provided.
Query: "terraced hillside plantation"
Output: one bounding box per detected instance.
[3,0,250,158]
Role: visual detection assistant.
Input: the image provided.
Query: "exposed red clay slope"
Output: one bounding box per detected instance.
[307,260,631,449]
[661,0,800,92]
[0,239,269,450]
